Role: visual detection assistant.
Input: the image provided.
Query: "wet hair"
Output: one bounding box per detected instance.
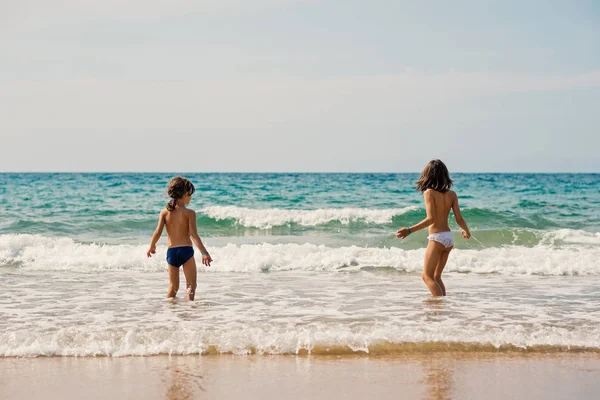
[415,159,453,193]
[166,177,195,211]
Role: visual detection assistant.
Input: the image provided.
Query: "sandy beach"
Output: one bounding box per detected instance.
[2,353,599,399]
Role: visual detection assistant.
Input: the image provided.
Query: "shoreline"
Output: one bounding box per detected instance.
[2,353,599,399]
[2,346,600,359]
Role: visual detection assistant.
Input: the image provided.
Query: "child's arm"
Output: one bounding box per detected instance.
[451,192,471,239]
[396,190,435,238]
[147,210,167,257]
[189,210,212,266]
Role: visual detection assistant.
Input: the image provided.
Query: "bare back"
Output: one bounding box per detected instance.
[425,189,456,234]
[163,207,194,248]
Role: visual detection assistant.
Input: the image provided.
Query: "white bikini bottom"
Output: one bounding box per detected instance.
[427,231,454,248]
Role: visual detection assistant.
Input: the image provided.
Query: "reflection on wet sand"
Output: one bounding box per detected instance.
[164,363,204,400]
[420,357,454,400]
[420,299,454,399]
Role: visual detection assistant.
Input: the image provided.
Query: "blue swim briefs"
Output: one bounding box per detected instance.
[166,246,194,268]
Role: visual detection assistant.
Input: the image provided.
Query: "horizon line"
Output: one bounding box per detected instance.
[0,171,598,174]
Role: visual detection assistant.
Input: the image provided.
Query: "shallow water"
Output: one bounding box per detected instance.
[1,173,599,356]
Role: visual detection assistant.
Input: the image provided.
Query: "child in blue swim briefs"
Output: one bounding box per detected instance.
[147,177,212,300]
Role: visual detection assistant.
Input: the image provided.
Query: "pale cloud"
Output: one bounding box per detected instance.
[303,70,600,93]
[2,0,320,28]
[2,70,598,133]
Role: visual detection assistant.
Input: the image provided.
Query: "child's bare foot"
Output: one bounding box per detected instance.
[185,287,195,301]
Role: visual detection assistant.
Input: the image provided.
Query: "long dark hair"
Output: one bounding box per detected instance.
[166,177,195,211]
[415,159,453,193]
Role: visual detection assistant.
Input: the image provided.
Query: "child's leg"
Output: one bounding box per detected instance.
[422,241,444,296]
[434,248,452,296]
[182,257,198,301]
[167,265,180,298]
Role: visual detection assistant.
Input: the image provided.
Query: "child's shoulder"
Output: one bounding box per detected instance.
[183,207,197,216]
[424,189,457,198]
[446,189,458,200]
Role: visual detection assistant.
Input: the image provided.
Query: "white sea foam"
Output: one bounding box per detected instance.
[1,322,598,357]
[0,234,151,272]
[1,233,599,275]
[2,234,600,357]
[201,206,418,228]
[544,229,600,245]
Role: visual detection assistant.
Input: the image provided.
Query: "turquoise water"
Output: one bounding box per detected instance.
[1,173,598,245]
[1,173,600,356]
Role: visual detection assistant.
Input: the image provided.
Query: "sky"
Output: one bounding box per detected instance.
[1,0,599,172]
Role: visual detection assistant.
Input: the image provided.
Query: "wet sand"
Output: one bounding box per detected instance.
[2,353,599,399]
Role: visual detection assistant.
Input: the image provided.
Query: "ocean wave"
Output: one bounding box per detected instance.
[198,206,585,230]
[200,206,418,229]
[1,233,599,275]
[545,229,600,245]
[1,324,598,357]
[198,206,560,230]
[1,208,591,239]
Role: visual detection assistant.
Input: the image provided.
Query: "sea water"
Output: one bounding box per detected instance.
[1,173,599,356]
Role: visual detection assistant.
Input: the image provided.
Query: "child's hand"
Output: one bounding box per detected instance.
[202,253,212,267]
[461,230,471,239]
[146,246,156,258]
[396,227,410,239]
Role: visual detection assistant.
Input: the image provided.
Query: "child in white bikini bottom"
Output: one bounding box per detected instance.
[427,231,454,248]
